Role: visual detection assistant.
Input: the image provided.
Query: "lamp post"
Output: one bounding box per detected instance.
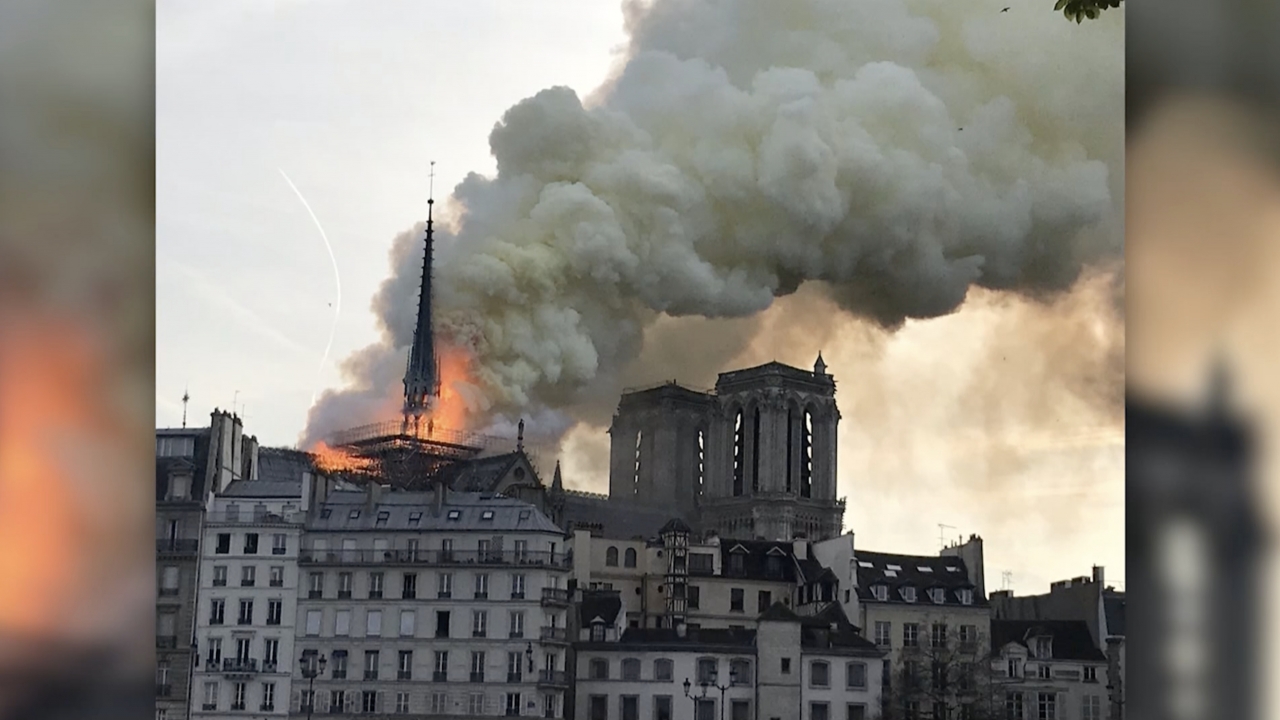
[299,652,327,720]
[683,676,729,720]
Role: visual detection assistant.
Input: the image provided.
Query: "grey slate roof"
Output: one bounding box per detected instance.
[440,451,525,492]
[854,550,983,606]
[257,447,319,483]
[579,590,623,626]
[992,620,1107,662]
[221,479,303,499]
[560,494,680,540]
[309,490,562,534]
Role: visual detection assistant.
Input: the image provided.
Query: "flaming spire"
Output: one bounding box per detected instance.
[403,162,442,424]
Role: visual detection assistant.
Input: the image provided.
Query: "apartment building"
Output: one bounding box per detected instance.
[572,520,839,631]
[573,601,882,720]
[191,476,308,719]
[990,620,1109,720]
[292,485,572,719]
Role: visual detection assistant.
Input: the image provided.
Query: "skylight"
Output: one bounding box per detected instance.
[945,566,961,572]
[884,569,898,578]
[446,510,461,520]
[348,509,360,520]
[320,508,332,519]
[408,512,422,526]
[857,561,873,568]
[886,564,902,571]
[518,510,531,521]
[480,510,495,521]
[918,566,933,573]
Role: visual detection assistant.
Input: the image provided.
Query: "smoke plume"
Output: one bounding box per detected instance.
[303,0,1123,446]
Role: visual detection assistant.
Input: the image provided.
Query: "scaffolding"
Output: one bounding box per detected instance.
[324,420,507,490]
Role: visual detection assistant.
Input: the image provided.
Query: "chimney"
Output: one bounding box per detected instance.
[676,622,687,638]
[366,483,383,512]
[793,536,808,561]
[434,479,447,515]
[1092,565,1105,586]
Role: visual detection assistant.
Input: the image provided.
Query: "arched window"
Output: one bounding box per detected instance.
[800,408,814,498]
[732,409,745,496]
[810,660,831,688]
[751,406,761,493]
[696,427,705,498]
[605,547,619,567]
[633,431,643,496]
[624,548,637,568]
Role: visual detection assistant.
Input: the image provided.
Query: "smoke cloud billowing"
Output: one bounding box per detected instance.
[303,0,1123,446]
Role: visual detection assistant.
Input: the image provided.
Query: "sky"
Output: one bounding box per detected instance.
[157,0,1124,596]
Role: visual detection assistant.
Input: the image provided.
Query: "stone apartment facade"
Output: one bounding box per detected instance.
[292,485,573,719]
[990,620,1109,720]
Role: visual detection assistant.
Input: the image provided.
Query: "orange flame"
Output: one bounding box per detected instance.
[309,441,376,475]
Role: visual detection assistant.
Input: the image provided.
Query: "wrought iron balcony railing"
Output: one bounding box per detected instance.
[299,548,571,568]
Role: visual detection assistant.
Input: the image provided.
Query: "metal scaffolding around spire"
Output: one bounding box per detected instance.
[403,161,442,426]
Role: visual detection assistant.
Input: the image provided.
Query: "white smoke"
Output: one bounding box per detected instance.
[303,0,1123,444]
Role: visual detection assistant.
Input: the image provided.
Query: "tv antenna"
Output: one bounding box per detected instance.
[181,386,190,428]
[1001,571,1013,591]
[938,523,956,549]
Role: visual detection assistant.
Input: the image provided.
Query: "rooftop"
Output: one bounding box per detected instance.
[309,490,562,534]
[854,550,983,606]
[992,620,1107,662]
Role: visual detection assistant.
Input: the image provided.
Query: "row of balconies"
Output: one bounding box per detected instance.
[303,586,570,605]
[299,549,571,568]
[205,510,305,525]
[295,706,562,719]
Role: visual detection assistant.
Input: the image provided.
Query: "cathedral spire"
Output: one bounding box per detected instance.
[814,352,827,376]
[551,460,564,491]
[403,161,442,419]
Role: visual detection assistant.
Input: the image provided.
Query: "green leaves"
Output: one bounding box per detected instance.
[1053,0,1122,22]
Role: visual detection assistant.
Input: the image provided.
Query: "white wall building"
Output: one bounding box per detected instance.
[190,476,308,719]
[991,620,1109,720]
[292,485,572,719]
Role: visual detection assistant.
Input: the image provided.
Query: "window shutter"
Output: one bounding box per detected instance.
[290,691,301,713]
[344,693,355,712]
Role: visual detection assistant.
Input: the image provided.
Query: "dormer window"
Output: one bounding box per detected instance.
[958,588,974,605]
[480,510,494,521]
[1033,637,1053,659]
[375,511,389,527]
[408,512,422,526]
[729,551,746,575]
[591,622,605,642]
[901,586,917,603]
[872,585,889,602]
[348,509,360,520]
[928,588,945,604]
[446,510,461,521]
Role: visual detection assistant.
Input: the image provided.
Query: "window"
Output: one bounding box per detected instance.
[959,662,975,691]
[810,702,830,720]
[409,511,423,526]
[205,638,222,666]
[475,573,489,599]
[509,610,525,638]
[696,699,715,720]
[202,681,218,709]
[237,599,253,624]
[1084,666,1098,682]
[507,651,523,682]
[1038,664,1052,680]
[272,534,286,555]
[262,682,275,711]
[903,623,919,647]
[931,623,948,648]
[470,651,486,682]
[959,624,977,648]
[360,650,379,681]
[1033,637,1052,659]
[467,694,484,715]
[931,660,948,691]
[901,586,917,603]
[730,700,749,720]
[436,611,450,638]
[906,701,920,720]
[928,587,945,603]
[654,659,674,682]
[431,693,447,714]
[369,572,384,599]
[472,610,488,637]
[398,650,413,680]
[362,691,378,713]
[729,659,751,686]
[366,609,383,637]
[1007,657,1024,678]
[729,551,745,575]
[621,695,639,720]
[348,509,361,520]
[308,572,323,599]
[232,682,246,710]
[335,610,351,636]
[589,696,608,720]
[654,696,673,720]
[376,511,390,527]
[478,539,493,559]
[697,657,718,683]
[758,590,772,612]
[208,598,225,625]
[440,538,455,559]
[810,660,830,688]
[267,566,283,587]
[438,572,453,598]
[215,534,230,554]
[212,566,227,587]
[338,572,353,599]
[331,651,348,679]
[402,573,417,599]
[875,621,891,646]
[159,566,180,595]
[688,585,701,609]
[932,702,946,720]
[234,637,251,663]
[623,547,638,567]
[395,692,410,714]
[622,658,641,680]
[513,539,528,561]
[781,657,791,674]
[590,658,609,679]
[846,705,867,720]
[730,588,744,612]
[507,693,522,717]
[871,584,888,601]
[511,573,526,599]
[434,651,449,682]
[591,622,605,642]
[400,609,416,637]
[605,546,619,566]
[243,533,258,554]
[959,588,974,605]
[1037,693,1056,720]
[846,662,867,689]
[266,599,282,625]
[1082,695,1102,720]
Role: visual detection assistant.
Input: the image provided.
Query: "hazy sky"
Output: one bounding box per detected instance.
[157,0,1124,596]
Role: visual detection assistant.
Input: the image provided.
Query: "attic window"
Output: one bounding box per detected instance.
[872,585,889,601]
[945,566,961,572]
[918,566,933,573]
[348,509,360,520]
[857,561,873,568]
[901,586,917,603]
[518,510,531,521]
[375,511,390,527]
[480,510,495,521]
[959,589,974,605]
[884,570,898,578]
[928,588,945,604]
[408,512,422,526]
[446,510,461,521]
[320,509,332,519]
[886,564,902,571]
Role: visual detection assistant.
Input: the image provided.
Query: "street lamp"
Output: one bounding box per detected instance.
[299,652,327,720]
[683,676,729,720]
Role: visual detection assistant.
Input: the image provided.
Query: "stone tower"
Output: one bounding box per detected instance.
[605,357,845,541]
